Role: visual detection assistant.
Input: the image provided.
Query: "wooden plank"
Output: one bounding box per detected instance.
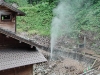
[0,65,33,75]
[0,6,16,32]
[92,60,100,70]
[0,33,33,49]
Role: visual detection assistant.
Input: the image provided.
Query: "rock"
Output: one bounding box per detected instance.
[37,73,42,75]
[98,66,100,70]
[44,70,48,74]
[51,73,56,75]
[37,68,42,73]
[12,3,18,8]
[70,66,76,72]
[49,62,57,69]
[47,69,51,72]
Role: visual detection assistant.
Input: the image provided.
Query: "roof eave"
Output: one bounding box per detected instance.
[0,2,25,16]
[17,13,26,16]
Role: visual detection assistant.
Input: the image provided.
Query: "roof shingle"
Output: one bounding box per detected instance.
[0,0,25,16]
[0,49,47,71]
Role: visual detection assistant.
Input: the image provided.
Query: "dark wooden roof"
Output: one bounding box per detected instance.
[0,49,47,71]
[0,0,25,16]
[0,28,47,71]
[0,28,49,50]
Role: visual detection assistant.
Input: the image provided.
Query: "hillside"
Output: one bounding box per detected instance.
[74,1,100,50]
[16,2,54,36]
[16,1,100,49]
[4,0,100,50]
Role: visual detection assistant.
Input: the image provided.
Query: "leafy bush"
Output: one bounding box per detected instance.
[17,2,55,36]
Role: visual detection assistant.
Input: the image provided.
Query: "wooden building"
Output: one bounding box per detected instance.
[0,0,25,32]
[0,0,47,75]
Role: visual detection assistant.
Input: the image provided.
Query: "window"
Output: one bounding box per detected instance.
[1,15,11,21]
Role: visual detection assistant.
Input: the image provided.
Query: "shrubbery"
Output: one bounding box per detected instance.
[17,2,55,36]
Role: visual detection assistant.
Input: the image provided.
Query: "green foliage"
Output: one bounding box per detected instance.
[5,0,100,40]
[74,1,100,32]
[5,0,28,7]
[4,0,57,36]
[17,2,55,36]
[5,0,57,6]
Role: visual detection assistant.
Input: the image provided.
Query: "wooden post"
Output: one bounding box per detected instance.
[84,35,86,49]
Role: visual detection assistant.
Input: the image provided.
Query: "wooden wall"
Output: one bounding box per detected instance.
[0,6,16,32]
[0,33,34,75]
[0,33,36,50]
[0,65,33,75]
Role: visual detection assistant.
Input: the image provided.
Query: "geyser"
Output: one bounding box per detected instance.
[50,0,93,60]
[50,0,74,60]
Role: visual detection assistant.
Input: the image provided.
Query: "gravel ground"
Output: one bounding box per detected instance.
[17,32,50,48]
[17,32,100,75]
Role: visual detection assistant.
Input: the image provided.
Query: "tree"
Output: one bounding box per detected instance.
[5,0,28,7]
[49,0,54,4]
